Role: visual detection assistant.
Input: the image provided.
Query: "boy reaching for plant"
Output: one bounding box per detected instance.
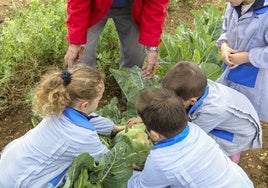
[128,61,262,164]
[0,65,123,187]
[127,88,254,187]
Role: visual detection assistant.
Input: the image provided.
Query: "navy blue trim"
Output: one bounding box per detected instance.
[234,0,265,18]
[50,167,68,186]
[254,5,268,14]
[188,87,209,114]
[63,107,96,131]
[88,114,99,120]
[152,125,190,149]
[112,0,131,8]
[209,129,234,142]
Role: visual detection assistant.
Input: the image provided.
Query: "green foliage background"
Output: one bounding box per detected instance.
[0,0,67,114]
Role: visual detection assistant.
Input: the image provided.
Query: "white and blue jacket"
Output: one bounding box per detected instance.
[188,80,262,156]
[128,123,254,188]
[0,107,114,188]
[217,0,268,122]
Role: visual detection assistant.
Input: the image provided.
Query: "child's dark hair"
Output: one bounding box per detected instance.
[162,61,207,100]
[32,65,104,117]
[136,88,187,138]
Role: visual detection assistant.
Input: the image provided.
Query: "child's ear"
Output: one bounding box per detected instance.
[79,101,89,110]
[150,130,165,141]
[189,97,198,105]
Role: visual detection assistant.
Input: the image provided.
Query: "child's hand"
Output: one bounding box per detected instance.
[220,42,238,67]
[228,52,249,69]
[132,163,144,171]
[112,125,125,133]
[127,116,143,127]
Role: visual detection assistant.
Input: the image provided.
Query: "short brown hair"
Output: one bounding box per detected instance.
[136,88,187,138]
[162,61,207,100]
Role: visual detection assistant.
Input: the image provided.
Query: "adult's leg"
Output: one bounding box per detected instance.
[80,18,108,67]
[110,7,145,68]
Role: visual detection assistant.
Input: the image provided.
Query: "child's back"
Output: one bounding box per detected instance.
[190,79,262,156]
[127,88,253,187]
[128,123,253,188]
[162,61,262,159]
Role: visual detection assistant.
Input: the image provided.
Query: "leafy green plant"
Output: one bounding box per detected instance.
[96,19,120,72]
[159,5,223,80]
[64,125,152,188]
[99,142,132,188]
[167,0,180,11]
[63,152,101,188]
[115,123,152,167]
[0,0,67,115]
[64,142,132,188]
[0,0,67,78]
[110,66,161,109]
[96,97,123,125]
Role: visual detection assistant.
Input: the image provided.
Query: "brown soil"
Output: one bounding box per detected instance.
[0,0,267,187]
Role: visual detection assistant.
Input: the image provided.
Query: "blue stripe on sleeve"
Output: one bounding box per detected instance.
[209,129,234,142]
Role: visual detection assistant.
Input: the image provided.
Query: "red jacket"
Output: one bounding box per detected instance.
[66,0,169,46]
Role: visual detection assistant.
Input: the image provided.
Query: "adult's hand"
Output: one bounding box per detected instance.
[141,50,159,79]
[64,44,84,68]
